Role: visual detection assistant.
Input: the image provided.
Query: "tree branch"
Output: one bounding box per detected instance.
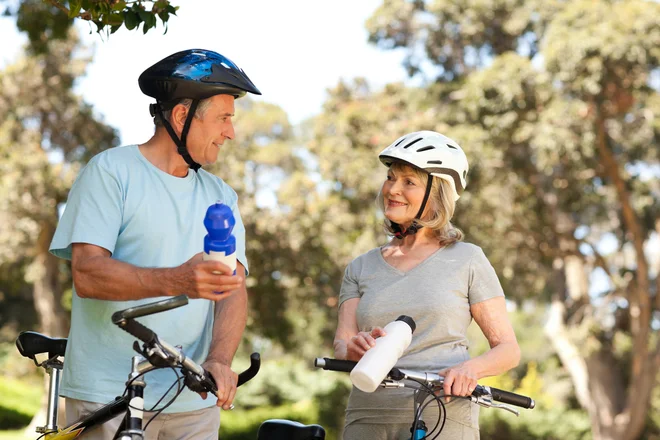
[544,299,592,408]
[576,236,612,278]
[44,0,70,16]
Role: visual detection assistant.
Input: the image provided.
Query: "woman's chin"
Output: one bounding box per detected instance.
[386,215,413,227]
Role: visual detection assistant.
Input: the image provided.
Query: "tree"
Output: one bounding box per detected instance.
[2,0,177,54]
[365,0,660,438]
[0,33,118,338]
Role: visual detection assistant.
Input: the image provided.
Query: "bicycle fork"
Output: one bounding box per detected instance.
[409,388,428,440]
[115,354,152,440]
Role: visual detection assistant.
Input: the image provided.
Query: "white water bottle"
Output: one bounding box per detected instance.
[350,315,416,393]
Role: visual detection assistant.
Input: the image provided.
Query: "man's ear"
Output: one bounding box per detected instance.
[170,103,189,135]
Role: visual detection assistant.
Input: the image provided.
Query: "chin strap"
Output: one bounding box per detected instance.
[390,174,434,239]
[151,100,203,172]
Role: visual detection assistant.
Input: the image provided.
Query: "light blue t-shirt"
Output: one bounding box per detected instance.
[50,145,248,413]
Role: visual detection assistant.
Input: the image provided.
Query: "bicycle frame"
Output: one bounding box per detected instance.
[38,351,159,440]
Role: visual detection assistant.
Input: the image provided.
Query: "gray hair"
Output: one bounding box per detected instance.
[153,98,213,126]
[376,161,464,246]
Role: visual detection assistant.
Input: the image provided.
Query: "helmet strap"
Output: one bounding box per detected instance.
[154,100,203,172]
[390,174,433,239]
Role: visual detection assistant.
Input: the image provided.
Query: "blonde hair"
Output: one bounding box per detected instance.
[377,161,464,246]
[153,98,213,127]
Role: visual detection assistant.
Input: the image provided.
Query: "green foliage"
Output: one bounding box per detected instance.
[0,31,118,340]
[0,376,41,430]
[3,0,178,53]
[480,406,592,440]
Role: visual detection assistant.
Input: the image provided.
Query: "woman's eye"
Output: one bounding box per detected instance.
[407,179,415,185]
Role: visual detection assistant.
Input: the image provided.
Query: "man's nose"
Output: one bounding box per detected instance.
[224,122,235,140]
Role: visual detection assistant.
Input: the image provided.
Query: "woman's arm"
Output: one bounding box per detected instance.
[334,298,386,361]
[440,296,520,397]
[466,296,521,376]
[333,298,360,360]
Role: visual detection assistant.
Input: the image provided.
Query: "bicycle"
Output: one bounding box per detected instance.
[314,357,535,440]
[16,295,268,440]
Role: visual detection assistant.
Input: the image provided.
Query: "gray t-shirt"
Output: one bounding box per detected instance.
[339,241,505,433]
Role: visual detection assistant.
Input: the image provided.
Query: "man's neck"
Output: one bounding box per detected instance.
[138,130,190,177]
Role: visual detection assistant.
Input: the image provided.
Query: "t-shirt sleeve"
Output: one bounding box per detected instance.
[50,157,123,260]
[227,190,249,275]
[467,247,505,305]
[338,260,361,308]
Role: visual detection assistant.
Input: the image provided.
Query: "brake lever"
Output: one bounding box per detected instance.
[182,368,218,397]
[201,370,218,397]
[492,403,520,417]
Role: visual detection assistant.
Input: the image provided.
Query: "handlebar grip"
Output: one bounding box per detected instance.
[117,319,157,344]
[489,387,536,409]
[198,352,261,395]
[314,357,357,372]
[237,352,261,386]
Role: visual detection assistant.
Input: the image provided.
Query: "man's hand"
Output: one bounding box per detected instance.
[200,360,238,410]
[170,253,243,300]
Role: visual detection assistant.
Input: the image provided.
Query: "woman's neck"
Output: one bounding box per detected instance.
[392,228,438,250]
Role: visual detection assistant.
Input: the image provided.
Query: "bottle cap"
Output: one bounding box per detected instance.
[395,315,416,333]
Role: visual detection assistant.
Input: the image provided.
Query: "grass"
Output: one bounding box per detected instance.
[0,375,42,432]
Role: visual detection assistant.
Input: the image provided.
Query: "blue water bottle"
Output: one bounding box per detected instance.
[203,202,237,285]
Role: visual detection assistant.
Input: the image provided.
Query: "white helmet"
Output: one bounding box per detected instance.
[379,130,469,201]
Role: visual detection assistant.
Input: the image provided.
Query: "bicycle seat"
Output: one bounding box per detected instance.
[257,419,325,440]
[16,331,67,360]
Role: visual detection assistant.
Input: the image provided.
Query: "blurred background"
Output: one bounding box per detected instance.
[0,1,658,439]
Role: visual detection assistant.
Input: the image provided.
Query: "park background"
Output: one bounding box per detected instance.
[0,1,659,439]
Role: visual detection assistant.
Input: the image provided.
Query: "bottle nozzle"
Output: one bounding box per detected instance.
[395,315,416,333]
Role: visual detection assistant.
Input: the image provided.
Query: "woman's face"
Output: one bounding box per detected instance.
[382,166,428,227]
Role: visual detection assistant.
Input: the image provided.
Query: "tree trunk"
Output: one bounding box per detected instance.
[30,220,69,337]
[546,245,656,440]
[23,220,69,436]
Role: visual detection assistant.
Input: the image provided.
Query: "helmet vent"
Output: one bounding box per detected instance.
[403,138,423,149]
[221,62,231,69]
[447,144,458,150]
[416,146,435,152]
[463,170,467,178]
[394,137,408,147]
[428,160,443,165]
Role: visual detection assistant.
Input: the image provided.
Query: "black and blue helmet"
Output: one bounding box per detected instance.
[138,49,261,171]
[139,49,261,103]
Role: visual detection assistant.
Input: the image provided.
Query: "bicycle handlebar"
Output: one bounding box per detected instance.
[113,298,260,395]
[112,295,189,323]
[313,357,535,410]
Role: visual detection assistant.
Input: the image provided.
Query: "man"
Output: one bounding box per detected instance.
[49,49,261,439]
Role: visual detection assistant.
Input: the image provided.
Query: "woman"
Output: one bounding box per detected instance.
[334,131,520,439]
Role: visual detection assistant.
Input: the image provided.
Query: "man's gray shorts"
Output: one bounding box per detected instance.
[65,398,221,440]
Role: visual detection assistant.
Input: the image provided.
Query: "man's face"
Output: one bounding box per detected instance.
[186,94,236,166]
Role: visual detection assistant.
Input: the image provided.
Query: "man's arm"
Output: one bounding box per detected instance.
[71,243,244,301]
[201,261,248,410]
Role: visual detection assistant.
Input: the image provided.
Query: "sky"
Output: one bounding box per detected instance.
[1,0,410,144]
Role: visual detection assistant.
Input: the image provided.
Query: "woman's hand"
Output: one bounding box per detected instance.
[438,363,479,402]
[346,327,386,361]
